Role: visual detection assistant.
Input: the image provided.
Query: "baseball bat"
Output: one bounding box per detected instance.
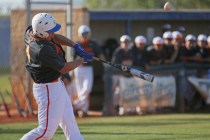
[0,92,11,118]
[6,90,27,118]
[93,57,154,82]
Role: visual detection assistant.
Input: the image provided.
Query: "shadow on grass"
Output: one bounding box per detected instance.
[0,129,31,134]
[166,117,210,122]
[78,121,193,127]
[55,131,210,138]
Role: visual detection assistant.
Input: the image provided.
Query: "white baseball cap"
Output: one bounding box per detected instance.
[172,31,182,39]
[135,35,147,44]
[153,36,163,45]
[120,35,131,42]
[185,34,196,41]
[78,25,91,36]
[163,31,173,39]
[197,34,207,41]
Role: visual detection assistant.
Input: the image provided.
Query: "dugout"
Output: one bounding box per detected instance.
[88,9,210,113]
[10,7,210,114]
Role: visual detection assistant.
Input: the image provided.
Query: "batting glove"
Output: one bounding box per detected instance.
[83,53,94,63]
[74,43,86,57]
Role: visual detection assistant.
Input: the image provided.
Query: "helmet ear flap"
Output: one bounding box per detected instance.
[38,31,49,38]
[32,30,49,38]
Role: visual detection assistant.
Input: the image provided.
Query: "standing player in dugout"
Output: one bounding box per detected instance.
[73,25,105,117]
[21,13,93,140]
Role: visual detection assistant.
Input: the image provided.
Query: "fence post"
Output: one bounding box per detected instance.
[176,68,185,113]
[103,66,115,116]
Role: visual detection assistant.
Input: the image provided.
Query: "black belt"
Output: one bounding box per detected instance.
[35,78,60,84]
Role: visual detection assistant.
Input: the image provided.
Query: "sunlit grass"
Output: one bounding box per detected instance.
[0,114,210,140]
[0,68,11,102]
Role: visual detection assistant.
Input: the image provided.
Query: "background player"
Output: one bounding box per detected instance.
[73,25,105,117]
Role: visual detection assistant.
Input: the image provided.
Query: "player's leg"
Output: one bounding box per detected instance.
[21,82,66,140]
[74,66,93,114]
[80,66,93,114]
[59,87,84,140]
[74,66,87,111]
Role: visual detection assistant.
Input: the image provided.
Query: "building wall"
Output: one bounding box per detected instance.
[90,19,210,46]
[90,20,125,45]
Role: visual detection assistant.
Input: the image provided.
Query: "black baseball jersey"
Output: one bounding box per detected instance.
[163,44,175,59]
[146,45,166,64]
[111,47,133,76]
[112,47,133,66]
[196,47,210,58]
[24,26,65,83]
[178,47,197,62]
[131,45,148,69]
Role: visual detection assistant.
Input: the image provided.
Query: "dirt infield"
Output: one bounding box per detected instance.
[0,109,102,124]
[0,109,37,124]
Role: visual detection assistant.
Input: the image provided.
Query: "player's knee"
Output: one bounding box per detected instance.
[38,133,53,140]
[37,137,51,140]
[37,128,55,140]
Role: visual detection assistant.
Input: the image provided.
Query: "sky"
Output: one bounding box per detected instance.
[0,0,84,14]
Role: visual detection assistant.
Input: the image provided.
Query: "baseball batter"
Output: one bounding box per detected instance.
[21,13,93,140]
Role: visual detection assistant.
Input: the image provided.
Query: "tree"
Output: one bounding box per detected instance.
[84,0,210,10]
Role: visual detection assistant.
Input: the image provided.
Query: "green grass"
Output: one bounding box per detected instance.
[0,68,11,103]
[0,114,210,140]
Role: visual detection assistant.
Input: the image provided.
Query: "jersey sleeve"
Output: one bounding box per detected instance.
[39,44,65,71]
[111,48,122,64]
[92,41,103,56]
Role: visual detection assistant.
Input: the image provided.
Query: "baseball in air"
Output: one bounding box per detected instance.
[164,2,172,11]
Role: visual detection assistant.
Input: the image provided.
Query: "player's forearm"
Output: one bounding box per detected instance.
[59,59,84,74]
[54,34,76,47]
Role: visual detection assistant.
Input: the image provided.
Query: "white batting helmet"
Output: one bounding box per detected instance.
[32,13,61,38]
[78,25,91,37]
[135,35,147,44]
[120,35,131,42]
[197,34,207,41]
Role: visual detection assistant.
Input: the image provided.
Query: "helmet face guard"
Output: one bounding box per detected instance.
[32,13,61,38]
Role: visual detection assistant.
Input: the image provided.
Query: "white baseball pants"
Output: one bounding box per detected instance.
[73,66,93,112]
[20,80,84,140]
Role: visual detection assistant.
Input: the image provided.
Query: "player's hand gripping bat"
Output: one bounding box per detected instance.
[93,57,154,82]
